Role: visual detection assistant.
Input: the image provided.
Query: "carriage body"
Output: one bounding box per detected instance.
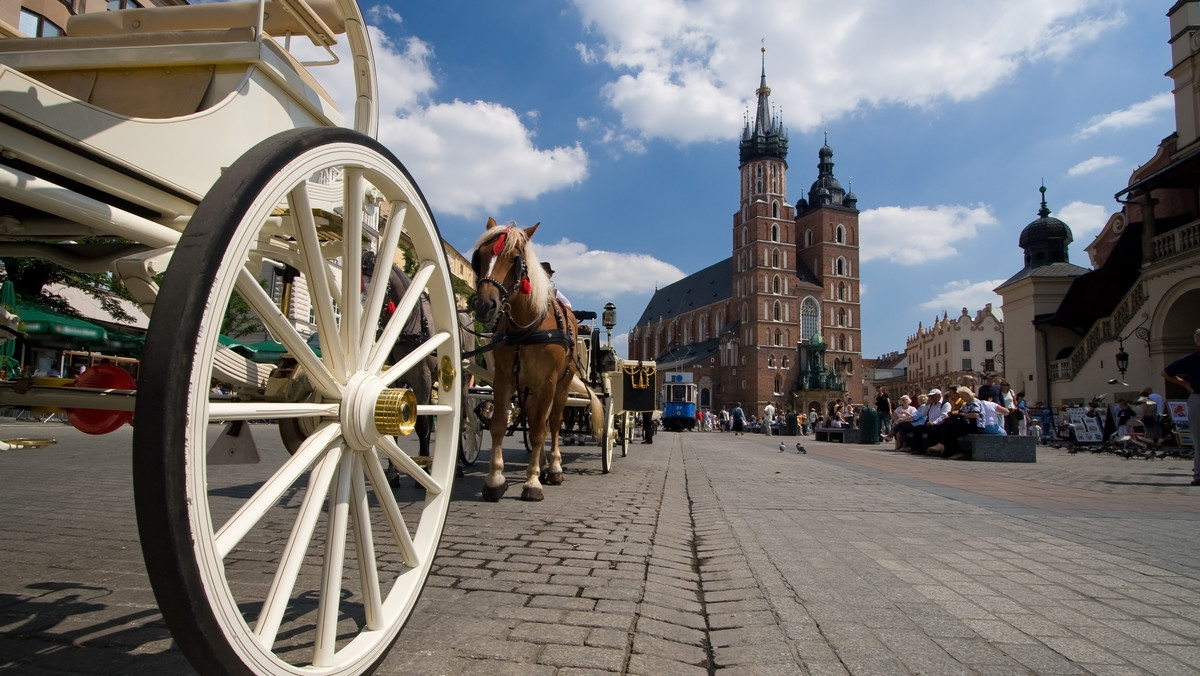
[0,3,464,674]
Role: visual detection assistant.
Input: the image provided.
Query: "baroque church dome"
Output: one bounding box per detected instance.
[1018,185,1073,268]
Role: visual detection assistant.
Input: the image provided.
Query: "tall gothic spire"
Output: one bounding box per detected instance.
[739,45,788,166]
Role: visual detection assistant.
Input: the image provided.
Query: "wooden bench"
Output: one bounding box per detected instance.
[814,427,859,443]
[961,435,1036,462]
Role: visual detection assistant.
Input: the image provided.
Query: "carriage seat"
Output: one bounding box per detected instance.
[0,0,340,120]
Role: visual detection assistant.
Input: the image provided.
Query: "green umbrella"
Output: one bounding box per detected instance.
[246,339,288,363]
[16,303,108,349]
[218,334,259,359]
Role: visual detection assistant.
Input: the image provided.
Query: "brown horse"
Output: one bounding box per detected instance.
[470,218,602,501]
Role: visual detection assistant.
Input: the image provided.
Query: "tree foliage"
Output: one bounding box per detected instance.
[4,257,137,322]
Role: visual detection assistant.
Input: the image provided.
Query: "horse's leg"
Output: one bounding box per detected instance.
[482,353,513,501]
[542,369,573,486]
[521,387,552,501]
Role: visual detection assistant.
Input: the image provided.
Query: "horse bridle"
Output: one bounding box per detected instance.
[472,228,536,330]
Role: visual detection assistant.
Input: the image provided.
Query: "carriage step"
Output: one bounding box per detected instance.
[207,420,260,465]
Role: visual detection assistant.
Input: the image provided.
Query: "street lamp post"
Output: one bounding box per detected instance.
[602,303,617,348]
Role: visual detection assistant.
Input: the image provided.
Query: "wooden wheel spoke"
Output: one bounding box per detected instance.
[341,168,365,372]
[254,443,344,648]
[362,447,420,568]
[349,454,384,631]
[365,260,435,374]
[236,268,342,397]
[378,436,442,495]
[214,422,341,559]
[358,202,408,363]
[289,182,348,381]
[208,401,339,421]
[378,331,449,389]
[313,450,354,667]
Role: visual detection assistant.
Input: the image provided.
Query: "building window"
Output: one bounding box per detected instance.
[19,9,63,36]
[774,328,782,346]
[755,165,763,193]
[772,275,781,294]
[771,248,780,268]
[782,356,789,368]
[837,308,846,326]
[838,282,845,301]
[835,224,845,243]
[983,358,995,372]
[838,334,846,350]
[741,227,748,247]
[773,301,782,321]
[985,339,994,351]
[801,297,818,340]
[772,201,779,218]
[108,0,143,8]
[835,257,845,276]
[771,223,779,242]
[805,230,813,247]
[962,358,971,371]
[963,339,970,351]
[774,374,783,395]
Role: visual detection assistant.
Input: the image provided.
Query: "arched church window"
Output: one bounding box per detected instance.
[773,301,782,321]
[835,257,845,276]
[774,328,782,346]
[771,249,780,268]
[771,223,779,242]
[774,374,782,395]
[741,227,748,247]
[838,282,845,300]
[801,297,818,339]
[838,334,846,351]
[772,275,781,294]
[836,225,845,243]
[805,230,813,247]
[772,202,779,218]
[755,165,762,193]
[838,308,846,326]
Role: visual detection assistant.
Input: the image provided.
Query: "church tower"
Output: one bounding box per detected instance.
[730,48,799,409]
[794,136,862,391]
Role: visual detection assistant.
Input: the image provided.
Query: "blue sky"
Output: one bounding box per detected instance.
[307,0,1175,359]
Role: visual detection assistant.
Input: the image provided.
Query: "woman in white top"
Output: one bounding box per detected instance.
[891,395,917,450]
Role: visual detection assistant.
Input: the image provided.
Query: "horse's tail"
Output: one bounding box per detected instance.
[569,375,605,439]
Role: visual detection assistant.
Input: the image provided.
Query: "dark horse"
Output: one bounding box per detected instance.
[470,218,601,501]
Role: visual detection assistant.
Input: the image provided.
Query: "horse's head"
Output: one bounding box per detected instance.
[470,217,550,327]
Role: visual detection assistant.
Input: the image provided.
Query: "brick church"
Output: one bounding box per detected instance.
[628,52,862,419]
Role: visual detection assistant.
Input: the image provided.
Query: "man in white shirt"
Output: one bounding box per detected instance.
[763,401,776,436]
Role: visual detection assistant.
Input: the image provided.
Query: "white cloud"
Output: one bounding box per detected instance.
[379,102,589,218]
[1075,92,1174,139]
[529,238,686,303]
[294,22,589,220]
[919,280,1007,317]
[859,204,998,265]
[1056,200,1109,249]
[1067,156,1122,176]
[570,0,1124,143]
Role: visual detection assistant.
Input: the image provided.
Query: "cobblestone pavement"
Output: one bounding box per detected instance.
[1,420,1198,675]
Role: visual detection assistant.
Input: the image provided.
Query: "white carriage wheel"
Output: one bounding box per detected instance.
[600,396,614,474]
[620,412,630,457]
[133,127,460,676]
[459,397,483,466]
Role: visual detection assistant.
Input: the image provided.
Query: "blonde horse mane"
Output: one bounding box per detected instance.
[473,222,554,319]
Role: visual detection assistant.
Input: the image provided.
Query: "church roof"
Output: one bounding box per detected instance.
[654,337,722,369]
[635,258,732,327]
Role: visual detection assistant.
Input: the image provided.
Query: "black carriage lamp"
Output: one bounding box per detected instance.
[602,303,617,346]
[1114,312,1150,379]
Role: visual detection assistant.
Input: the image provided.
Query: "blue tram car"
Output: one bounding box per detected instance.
[660,372,698,431]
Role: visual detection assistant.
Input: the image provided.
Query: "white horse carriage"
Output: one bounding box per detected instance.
[0,1,463,674]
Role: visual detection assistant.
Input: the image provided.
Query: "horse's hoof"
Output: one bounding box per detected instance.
[520,486,544,501]
[481,482,508,502]
[545,472,563,486]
